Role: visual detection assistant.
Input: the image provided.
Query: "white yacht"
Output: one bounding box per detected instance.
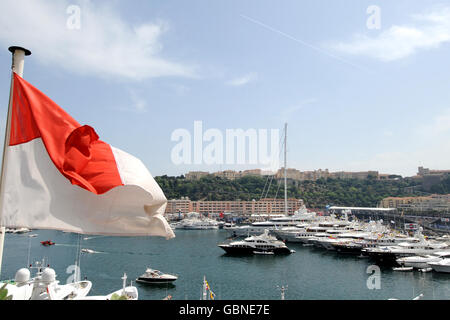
[271,224,309,243]
[5,227,31,234]
[318,231,371,252]
[3,265,92,300]
[79,274,138,300]
[294,226,329,244]
[227,209,316,237]
[312,229,365,250]
[136,268,177,284]
[428,258,450,273]
[396,251,450,269]
[176,217,219,230]
[363,234,449,265]
[218,229,293,255]
[357,234,419,250]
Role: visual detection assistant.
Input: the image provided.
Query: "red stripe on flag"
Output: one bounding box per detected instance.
[10,73,123,194]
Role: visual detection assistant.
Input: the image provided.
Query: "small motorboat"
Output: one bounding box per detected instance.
[81,248,96,254]
[40,240,55,246]
[419,267,433,273]
[136,268,177,284]
[392,266,413,272]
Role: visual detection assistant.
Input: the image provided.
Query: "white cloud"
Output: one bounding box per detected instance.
[226,72,258,86]
[0,0,195,80]
[330,7,450,61]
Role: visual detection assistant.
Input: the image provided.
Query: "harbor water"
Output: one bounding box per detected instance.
[1,229,449,300]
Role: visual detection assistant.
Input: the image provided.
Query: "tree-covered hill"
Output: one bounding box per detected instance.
[155,175,422,208]
[430,177,450,194]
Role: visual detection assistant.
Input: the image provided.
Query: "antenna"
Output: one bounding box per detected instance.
[122,273,127,296]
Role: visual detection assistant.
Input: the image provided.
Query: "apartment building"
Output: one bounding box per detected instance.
[165,198,304,215]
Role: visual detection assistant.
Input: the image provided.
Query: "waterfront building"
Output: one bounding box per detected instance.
[165,198,304,216]
[380,194,450,212]
[165,197,192,215]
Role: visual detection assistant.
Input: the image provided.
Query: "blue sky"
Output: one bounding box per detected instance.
[0,0,449,177]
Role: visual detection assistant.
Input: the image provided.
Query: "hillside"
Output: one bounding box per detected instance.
[155,175,423,208]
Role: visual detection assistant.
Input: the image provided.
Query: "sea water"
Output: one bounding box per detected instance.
[1,229,449,300]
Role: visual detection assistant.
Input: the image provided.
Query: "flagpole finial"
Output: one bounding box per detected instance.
[8,46,31,56]
[8,46,31,77]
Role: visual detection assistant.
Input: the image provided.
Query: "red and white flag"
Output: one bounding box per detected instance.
[1,73,174,238]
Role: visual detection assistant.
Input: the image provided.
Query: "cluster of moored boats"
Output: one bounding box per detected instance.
[220,209,450,273]
[170,212,221,230]
[4,227,31,234]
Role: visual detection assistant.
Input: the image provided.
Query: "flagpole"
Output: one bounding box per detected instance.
[0,46,32,278]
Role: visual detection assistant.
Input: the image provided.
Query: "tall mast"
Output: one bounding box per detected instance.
[0,46,32,277]
[202,275,207,300]
[284,123,287,216]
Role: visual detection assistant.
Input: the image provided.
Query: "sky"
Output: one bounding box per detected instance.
[0,0,449,178]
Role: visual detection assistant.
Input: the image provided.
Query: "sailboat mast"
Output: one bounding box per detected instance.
[202,276,207,300]
[284,123,287,216]
[0,46,31,277]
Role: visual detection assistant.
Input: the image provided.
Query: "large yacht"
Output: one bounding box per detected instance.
[362,234,449,265]
[218,229,293,255]
[428,258,450,273]
[270,223,309,242]
[396,251,450,269]
[332,231,418,255]
[226,208,316,237]
[294,226,329,244]
[175,217,219,230]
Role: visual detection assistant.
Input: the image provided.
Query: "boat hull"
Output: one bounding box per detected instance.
[136,277,177,284]
[364,251,400,266]
[428,264,450,273]
[333,244,363,255]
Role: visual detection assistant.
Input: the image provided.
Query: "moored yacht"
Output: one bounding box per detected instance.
[226,209,316,237]
[396,251,450,269]
[363,235,449,265]
[271,223,309,242]
[175,217,219,230]
[427,258,450,273]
